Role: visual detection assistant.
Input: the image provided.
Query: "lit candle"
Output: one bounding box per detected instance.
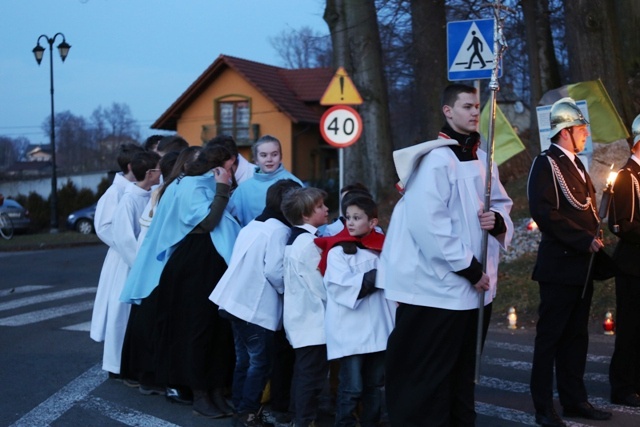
[603,311,615,335]
[507,307,517,329]
[598,166,618,220]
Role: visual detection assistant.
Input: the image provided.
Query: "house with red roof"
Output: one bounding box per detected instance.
[152,54,337,182]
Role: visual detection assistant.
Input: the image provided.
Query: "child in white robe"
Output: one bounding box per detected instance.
[97,150,160,376]
[90,143,143,375]
[315,196,394,427]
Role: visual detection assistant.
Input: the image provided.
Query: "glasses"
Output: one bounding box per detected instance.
[147,168,161,174]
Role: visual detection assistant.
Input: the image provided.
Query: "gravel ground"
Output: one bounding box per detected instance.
[502,218,540,263]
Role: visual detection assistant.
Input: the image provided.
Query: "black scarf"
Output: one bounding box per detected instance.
[440,123,481,161]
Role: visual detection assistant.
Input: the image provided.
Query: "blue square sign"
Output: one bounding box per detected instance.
[447,19,501,81]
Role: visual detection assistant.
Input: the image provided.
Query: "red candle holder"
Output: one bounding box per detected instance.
[603,311,615,335]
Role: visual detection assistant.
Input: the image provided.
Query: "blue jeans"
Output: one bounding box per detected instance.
[230,317,274,413]
[335,351,385,427]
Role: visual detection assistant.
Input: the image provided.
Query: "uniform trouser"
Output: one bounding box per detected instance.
[386,303,490,427]
[609,274,640,399]
[530,282,592,412]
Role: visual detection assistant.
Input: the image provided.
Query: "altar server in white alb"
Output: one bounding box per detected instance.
[210,179,301,425]
[90,143,144,377]
[98,150,160,376]
[379,83,513,426]
[315,195,394,427]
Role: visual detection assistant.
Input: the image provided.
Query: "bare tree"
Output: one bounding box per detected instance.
[90,103,141,170]
[522,0,561,154]
[43,111,94,173]
[0,137,18,169]
[324,0,395,199]
[410,0,448,143]
[564,0,634,124]
[270,26,333,68]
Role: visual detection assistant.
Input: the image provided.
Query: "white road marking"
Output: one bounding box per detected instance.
[9,364,106,427]
[0,300,94,326]
[476,401,593,426]
[0,287,96,311]
[62,321,92,332]
[80,397,181,427]
[0,285,51,297]
[486,340,612,363]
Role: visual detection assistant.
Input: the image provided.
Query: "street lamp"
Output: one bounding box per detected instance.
[33,33,71,232]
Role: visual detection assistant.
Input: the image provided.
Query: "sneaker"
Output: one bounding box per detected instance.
[122,378,140,388]
[237,411,266,427]
[139,384,165,395]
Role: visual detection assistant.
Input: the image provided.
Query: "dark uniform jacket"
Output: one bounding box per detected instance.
[528,144,614,284]
[609,158,640,276]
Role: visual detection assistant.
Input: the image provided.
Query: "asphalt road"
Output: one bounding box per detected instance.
[1,245,639,426]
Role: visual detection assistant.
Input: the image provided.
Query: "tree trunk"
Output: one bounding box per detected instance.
[522,0,561,156]
[324,0,395,200]
[409,0,448,143]
[614,0,640,113]
[564,0,634,125]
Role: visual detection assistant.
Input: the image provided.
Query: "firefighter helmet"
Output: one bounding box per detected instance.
[549,97,589,138]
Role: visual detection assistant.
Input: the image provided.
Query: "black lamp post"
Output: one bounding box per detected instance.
[32,33,70,232]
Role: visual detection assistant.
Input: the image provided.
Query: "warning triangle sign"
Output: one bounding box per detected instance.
[320,67,363,106]
[449,22,494,73]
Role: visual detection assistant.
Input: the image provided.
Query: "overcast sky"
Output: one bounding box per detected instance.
[1,0,327,143]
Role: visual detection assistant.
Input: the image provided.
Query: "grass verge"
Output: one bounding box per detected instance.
[0,230,102,252]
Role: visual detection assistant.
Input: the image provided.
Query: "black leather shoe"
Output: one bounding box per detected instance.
[534,408,566,427]
[563,401,612,420]
[612,392,640,407]
[166,387,193,405]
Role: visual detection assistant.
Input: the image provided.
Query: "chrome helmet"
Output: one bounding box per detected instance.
[549,97,589,138]
[632,114,640,145]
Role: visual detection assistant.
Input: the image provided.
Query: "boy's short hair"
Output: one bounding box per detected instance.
[342,195,378,219]
[442,83,477,108]
[117,143,145,173]
[340,182,370,197]
[130,151,161,181]
[144,134,164,151]
[265,179,302,213]
[281,187,327,226]
[157,135,189,154]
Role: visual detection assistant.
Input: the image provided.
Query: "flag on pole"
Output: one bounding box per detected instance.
[480,102,526,165]
[539,79,630,143]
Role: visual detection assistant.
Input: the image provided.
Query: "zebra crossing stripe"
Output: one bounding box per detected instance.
[484,356,610,383]
[0,285,51,297]
[478,375,640,416]
[0,300,94,326]
[475,402,593,426]
[62,321,92,332]
[80,397,180,427]
[487,339,612,363]
[9,364,106,427]
[0,287,96,311]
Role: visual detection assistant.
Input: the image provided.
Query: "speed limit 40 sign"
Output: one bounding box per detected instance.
[320,105,363,148]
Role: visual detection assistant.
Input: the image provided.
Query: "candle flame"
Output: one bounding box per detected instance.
[607,170,618,186]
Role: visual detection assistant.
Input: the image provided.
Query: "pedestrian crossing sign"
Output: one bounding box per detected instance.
[447,19,501,81]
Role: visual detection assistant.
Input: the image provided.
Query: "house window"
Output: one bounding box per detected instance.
[217,100,250,144]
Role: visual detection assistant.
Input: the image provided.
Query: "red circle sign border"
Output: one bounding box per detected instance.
[320,105,363,148]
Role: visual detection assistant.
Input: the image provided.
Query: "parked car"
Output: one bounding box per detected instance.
[66,203,97,234]
[0,198,31,232]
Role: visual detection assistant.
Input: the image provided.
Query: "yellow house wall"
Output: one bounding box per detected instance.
[175,68,296,172]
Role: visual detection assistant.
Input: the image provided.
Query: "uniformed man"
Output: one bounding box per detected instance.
[608,114,640,408]
[528,97,613,427]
